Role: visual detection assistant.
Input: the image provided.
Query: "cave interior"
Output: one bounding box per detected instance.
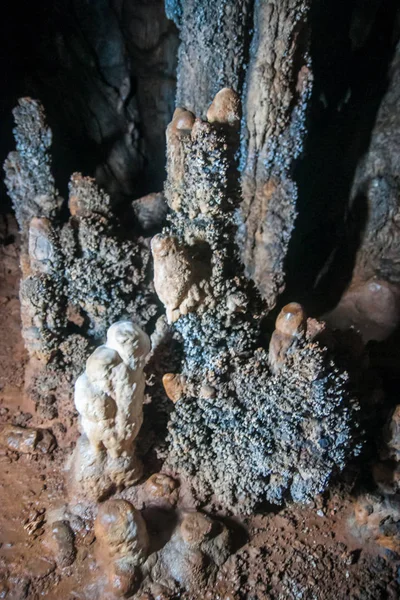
[1,1,400,599]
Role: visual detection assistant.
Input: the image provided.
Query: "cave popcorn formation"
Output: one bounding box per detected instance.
[4,99,157,419]
[153,89,362,513]
[1,1,400,596]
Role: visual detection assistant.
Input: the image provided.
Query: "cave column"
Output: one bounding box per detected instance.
[169,0,313,309]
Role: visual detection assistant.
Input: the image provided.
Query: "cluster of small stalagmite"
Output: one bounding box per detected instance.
[3,0,400,596]
[151,91,361,513]
[8,84,400,598]
[51,314,232,598]
[2,95,237,599]
[4,98,157,418]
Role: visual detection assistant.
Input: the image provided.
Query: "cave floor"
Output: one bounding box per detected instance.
[0,217,398,599]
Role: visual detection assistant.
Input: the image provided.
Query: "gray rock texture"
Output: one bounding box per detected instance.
[153,93,361,513]
[172,0,313,308]
[4,99,157,418]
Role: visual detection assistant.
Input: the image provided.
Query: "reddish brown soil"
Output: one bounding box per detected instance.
[216,499,399,600]
[0,215,399,600]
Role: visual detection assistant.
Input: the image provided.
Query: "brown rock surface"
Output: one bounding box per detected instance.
[0,424,56,454]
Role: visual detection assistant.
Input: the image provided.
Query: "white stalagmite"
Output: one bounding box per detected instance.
[69,320,150,502]
[74,321,150,459]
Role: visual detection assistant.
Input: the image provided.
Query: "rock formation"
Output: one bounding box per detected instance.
[95,499,149,597]
[152,91,361,513]
[352,492,400,557]
[2,4,400,599]
[44,520,76,569]
[3,1,178,200]
[169,0,252,117]
[326,40,400,341]
[0,424,56,455]
[351,395,400,557]
[240,0,313,307]
[142,511,231,595]
[383,405,400,464]
[171,0,313,308]
[62,175,157,339]
[371,403,400,498]
[142,473,180,508]
[3,99,62,242]
[268,302,308,373]
[68,321,150,503]
[4,99,157,418]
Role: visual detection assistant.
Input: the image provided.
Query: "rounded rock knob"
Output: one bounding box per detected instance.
[275,302,307,337]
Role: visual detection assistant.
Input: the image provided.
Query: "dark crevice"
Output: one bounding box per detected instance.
[238,0,256,100]
[282,0,399,316]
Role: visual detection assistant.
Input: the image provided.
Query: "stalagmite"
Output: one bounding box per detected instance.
[95,499,148,597]
[268,302,307,373]
[326,42,400,341]
[153,90,361,513]
[4,100,157,417]
[68,320,150,502]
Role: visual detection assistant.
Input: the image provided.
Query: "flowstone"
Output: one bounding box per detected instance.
[153,90,362,513]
